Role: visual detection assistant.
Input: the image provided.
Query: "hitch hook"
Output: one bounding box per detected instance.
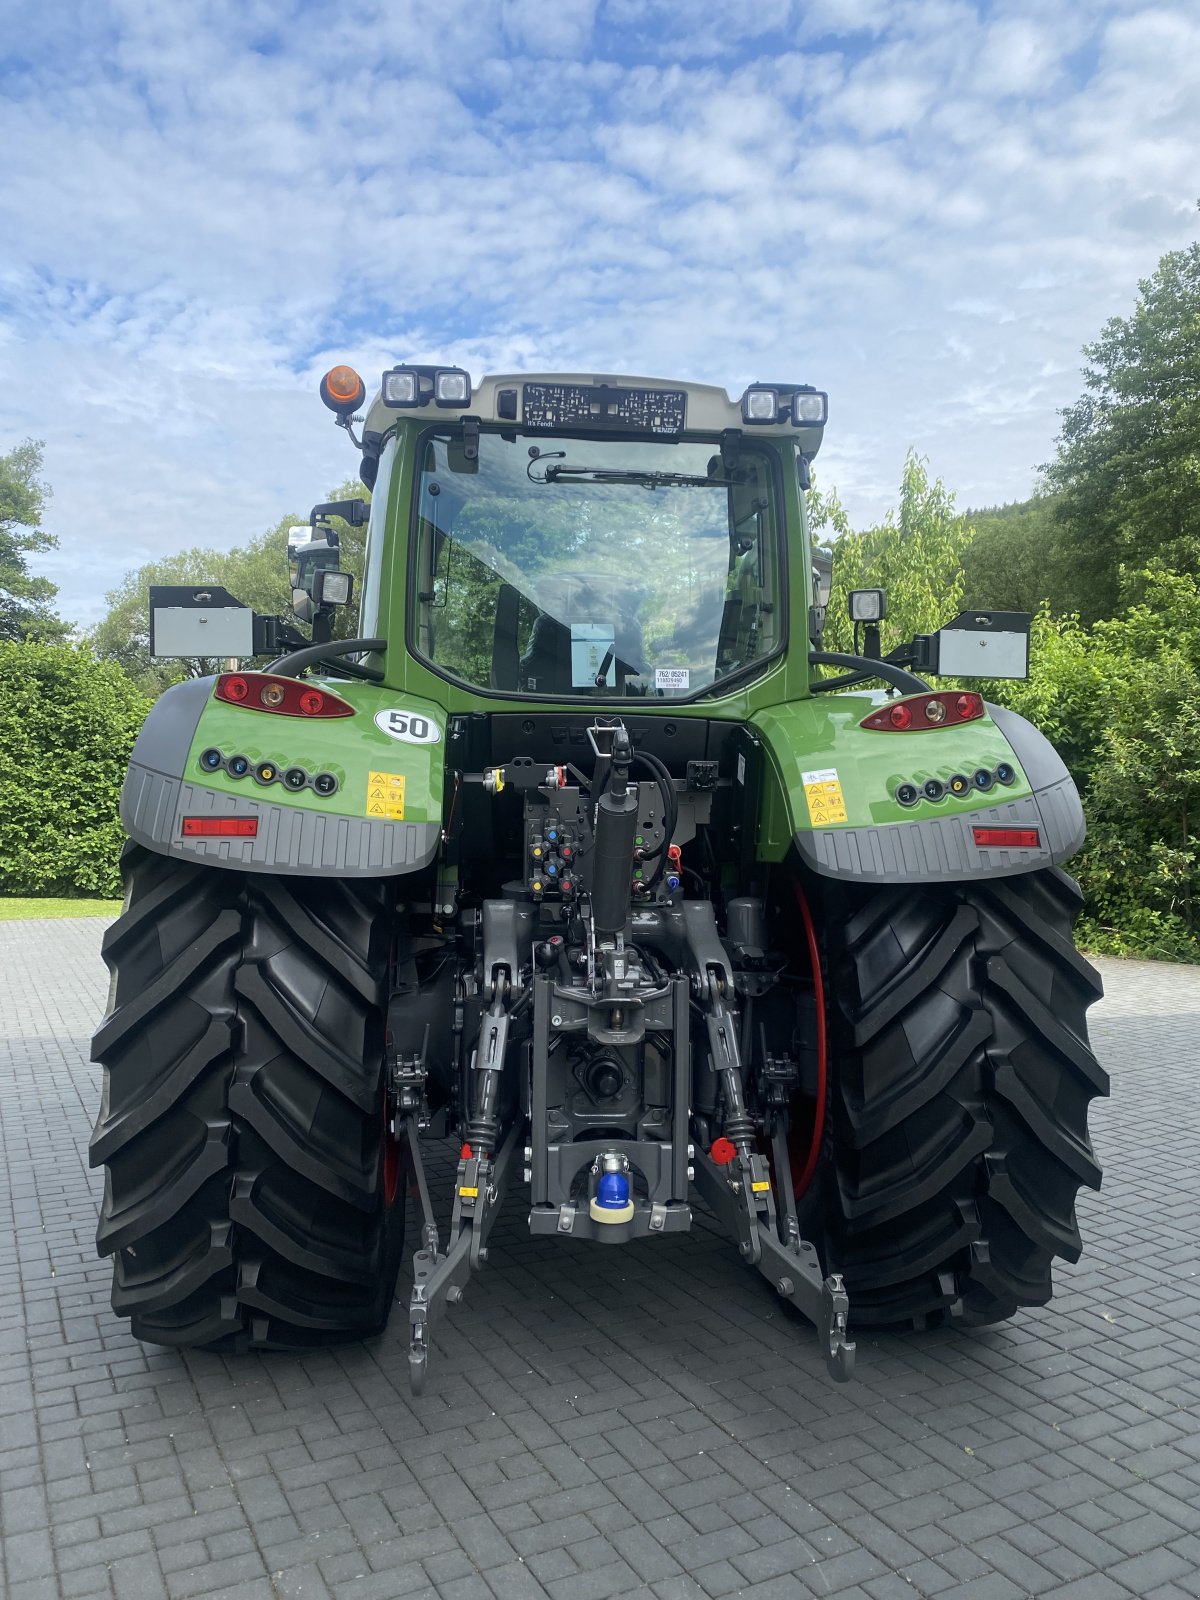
[819,1272,856,1382]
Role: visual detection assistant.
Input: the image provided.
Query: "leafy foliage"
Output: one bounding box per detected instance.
[819,452,973,656]
[1042,239,1200,622]
[959,495,1072,616]
[92,479,368,694]
[0,641,151,897]
[0,440,70,643]
[990,571,1200,960]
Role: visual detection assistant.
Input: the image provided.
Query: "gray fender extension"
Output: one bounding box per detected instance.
[120,678,439,877]
[794,703,1086,884]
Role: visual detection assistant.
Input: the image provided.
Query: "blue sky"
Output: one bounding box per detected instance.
[2,0,1197,626]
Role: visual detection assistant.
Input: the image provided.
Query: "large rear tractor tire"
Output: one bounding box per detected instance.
[90,844,404,1350]
[822,868,1107,1330]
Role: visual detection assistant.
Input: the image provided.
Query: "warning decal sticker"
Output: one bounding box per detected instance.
[801,767,848,827]
[366,771,406,821]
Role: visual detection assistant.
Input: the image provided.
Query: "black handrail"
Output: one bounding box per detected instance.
[265,638,387,681]
[809,651,931,695]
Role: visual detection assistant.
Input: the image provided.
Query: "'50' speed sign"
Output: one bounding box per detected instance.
[374,709,441,745]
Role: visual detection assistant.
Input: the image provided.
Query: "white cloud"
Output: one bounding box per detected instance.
[0,0,1197,625]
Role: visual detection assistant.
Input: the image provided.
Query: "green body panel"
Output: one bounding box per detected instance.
[751,697,1031,860]
[125,386,1080,883]
[182,678,448,826]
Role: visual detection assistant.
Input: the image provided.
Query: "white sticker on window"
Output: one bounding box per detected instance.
[737,753,746,786]
[655,667,691,690]
[375,708,441,745]
[570,623,616,688]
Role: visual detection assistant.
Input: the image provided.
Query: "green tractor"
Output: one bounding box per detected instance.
[91,364,1107,1388]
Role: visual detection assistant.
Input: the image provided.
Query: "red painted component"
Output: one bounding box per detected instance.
[181,817,258,837]
[460,1143,473,1159]
[860,690,984,731]
[668,843,682,865]
[792,881,827,1200]
[973,826,1040,848]
[709,1136,737,1165]
[214,672,355,717]
[382,1096,401,1206]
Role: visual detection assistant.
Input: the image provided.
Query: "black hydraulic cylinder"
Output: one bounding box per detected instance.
[591,732,638,936]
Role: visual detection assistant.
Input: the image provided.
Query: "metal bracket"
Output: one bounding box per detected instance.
[407,1118,524,1396]
[390,1024,431,1130]
[692,1148,855,1383]
[818,1273,855,1383]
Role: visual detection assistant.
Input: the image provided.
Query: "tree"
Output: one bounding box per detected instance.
[820,452,974,656]
[93,479,368,695]
[0,439,69,642]
[960,495,1074,615]
[1043,237,1200,621]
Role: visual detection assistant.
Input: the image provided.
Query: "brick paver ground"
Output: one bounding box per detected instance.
[1,917,1198,1600]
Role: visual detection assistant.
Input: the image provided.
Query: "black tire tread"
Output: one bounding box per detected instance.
[825,866,1107,1330]
[90,843,402,1350]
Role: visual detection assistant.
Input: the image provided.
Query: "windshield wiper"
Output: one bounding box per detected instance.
[538,465,734,490]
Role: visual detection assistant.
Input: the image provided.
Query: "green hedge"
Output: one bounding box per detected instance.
[991,568,1200,962]
[0,641,150,897]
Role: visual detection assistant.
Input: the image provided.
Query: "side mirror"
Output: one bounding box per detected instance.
[811,547,833,609]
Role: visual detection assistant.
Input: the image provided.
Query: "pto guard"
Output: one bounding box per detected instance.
[119,675,444,876]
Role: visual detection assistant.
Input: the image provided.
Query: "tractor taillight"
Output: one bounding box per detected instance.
[181,817,259,837]
[973,827,1040,849]
[213,673,354,718]
[860,691,984,731]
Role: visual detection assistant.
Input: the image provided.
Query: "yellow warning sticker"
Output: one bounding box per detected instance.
[751,1181,771,1193]
[458,1186,479,1198]
[801,766,848,827]
[366,770,406,820]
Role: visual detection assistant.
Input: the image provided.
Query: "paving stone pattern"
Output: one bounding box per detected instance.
[2,918,1199,1600]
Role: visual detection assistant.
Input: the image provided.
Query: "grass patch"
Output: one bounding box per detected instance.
[0,897,123,921]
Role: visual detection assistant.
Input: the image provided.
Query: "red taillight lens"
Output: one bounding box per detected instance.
[214,673,354,717]
[182,817,259,837]
[973,827,1040,849]
[861,691,984,731]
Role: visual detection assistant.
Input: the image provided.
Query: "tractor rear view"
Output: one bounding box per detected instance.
[91,364,1107,1389]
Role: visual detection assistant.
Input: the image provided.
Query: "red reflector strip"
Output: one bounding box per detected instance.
[973,827,1039,849]
[182,817,259,837]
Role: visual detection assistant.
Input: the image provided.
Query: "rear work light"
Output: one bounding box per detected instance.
[182,817,259,838]
[860,691,984,731]
[214,672,355,718]
[973,827,1040,849]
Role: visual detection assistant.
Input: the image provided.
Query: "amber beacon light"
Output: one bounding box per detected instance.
[319,365,366,416]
